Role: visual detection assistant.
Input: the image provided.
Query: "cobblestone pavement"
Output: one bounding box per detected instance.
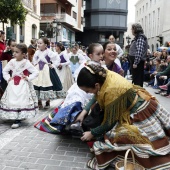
[0,86,169,170]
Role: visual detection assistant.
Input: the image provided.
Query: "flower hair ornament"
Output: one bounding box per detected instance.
[85,66,95,74]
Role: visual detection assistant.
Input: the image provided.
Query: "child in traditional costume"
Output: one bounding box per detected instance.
[69,46,85,77]
[0,43,39,128]
[55,43,74,95]
[32,38,62,109]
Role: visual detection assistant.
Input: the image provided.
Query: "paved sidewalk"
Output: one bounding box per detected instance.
[0,86,169,170]
[0,99,91,170]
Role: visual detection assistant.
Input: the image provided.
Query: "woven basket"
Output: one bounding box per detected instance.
[115,149,145,170]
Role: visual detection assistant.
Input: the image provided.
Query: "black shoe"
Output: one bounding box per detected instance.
[155,90,161,94]
[44,100,50,109]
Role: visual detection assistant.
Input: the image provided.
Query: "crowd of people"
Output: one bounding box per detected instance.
[0,22,170,170]
[143,49,170,98]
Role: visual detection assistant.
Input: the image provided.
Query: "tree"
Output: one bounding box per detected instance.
[0,0,28,30]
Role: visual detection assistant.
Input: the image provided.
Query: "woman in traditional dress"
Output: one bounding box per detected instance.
[0,43,39,129]
[77,64,170,170]
[32,37,62,109]
[55,43,74,95]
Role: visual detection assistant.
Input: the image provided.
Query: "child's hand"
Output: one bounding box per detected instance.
[100,60,106,65]
[49,64,54,68]
[57,65,62,70]
[22,75,28,81]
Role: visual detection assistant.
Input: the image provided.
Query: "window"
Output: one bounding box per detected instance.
[145,16,147,36]
[143,6,144,12]
[153,11,155,36]
[32,24,37,39]
[41,4,58,13]
[149,14,151,37]
[73,11,77,20]
[146,3,148,10]
[157,8,160,34]
[81,17,83,25]
[20,25,23,36]
[61,7,65,13]
[150,0,152,7]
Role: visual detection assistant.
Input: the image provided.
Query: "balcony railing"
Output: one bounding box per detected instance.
[41,13,56,17]
[22,0,32,9]
[55,13,76,27]
[41,13,76,27]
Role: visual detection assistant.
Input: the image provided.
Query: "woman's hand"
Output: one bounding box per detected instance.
[75,109,87,126]
[8,77,13,83]
[81,131,94,141]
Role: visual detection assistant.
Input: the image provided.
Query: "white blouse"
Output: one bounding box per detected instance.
[59,51,70,66]
[3,59,39,82]
[32,49,60,68]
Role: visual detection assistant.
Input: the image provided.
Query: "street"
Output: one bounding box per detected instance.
[0,86,169,170]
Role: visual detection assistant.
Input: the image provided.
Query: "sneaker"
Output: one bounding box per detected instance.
[159,85,168,90]
[155,90,161,94]
[44,100,50,109]
[152,85,159,89]
[11,120,21,129]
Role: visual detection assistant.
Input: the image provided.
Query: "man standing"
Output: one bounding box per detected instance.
[129,23,148,87]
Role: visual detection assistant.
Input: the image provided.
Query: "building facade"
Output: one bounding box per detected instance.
[40,0,84,44]
[135,0,170,52]
[77,0,128,47]
[0,0,41,46]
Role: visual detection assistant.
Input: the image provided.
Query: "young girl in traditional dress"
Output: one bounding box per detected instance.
[69,46,85,77]
[0,43,39,129]
[55,43,74,95]
[32,37,62,109]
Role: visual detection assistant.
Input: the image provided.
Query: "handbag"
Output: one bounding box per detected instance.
[82,103,104,131]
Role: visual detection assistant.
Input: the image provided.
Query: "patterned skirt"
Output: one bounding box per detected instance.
[56,65,74,93]
[33,64,62,100]
[87,99,170,170]
[34,102,82,133]
[0,80,38,120]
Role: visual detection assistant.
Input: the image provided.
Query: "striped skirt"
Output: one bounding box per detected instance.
[87,99,170,170]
